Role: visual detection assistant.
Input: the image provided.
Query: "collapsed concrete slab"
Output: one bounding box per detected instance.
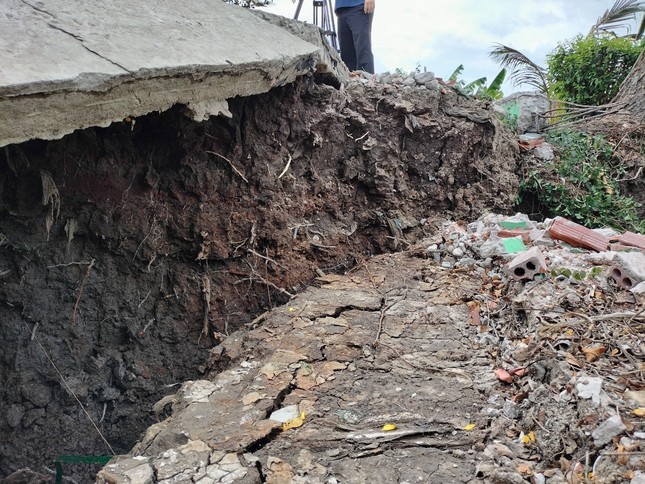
[251,9,350,83]
[0,0,344,147]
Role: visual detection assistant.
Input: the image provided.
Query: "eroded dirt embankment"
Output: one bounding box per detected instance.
[0,75,518,478]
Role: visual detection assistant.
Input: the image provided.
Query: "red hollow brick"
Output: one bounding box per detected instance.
[547,217,610,252]
[611,252,645,289]
[505,246,548,281]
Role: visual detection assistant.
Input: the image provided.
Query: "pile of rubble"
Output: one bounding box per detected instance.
[87,212,645,484]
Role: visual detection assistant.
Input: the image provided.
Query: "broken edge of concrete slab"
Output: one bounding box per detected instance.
[1,0,347,148]
[251,9,350,85]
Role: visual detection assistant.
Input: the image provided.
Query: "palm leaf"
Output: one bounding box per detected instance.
[489,44,549,93]
[637,11,645,38]
[590,0,645,36]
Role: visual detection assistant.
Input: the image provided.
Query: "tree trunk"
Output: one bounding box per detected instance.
[613,49,645,122]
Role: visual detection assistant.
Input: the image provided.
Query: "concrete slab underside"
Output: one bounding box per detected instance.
[0,0,323,147]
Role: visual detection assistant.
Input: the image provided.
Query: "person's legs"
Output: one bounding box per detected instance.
[342,6,374,73]
[352,10,374,73]
[336,8,357,71]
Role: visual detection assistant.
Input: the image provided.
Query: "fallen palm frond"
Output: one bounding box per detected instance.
[541,100,629,129]
[489,44,549,93]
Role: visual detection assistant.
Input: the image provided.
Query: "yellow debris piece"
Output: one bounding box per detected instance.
[382,424,397,431]
[282,412,306,431]
[463,423,476,431]
[521,431,536,444]
[633,408,645,417]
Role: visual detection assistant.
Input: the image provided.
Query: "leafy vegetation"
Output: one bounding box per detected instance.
[550,266,604,281]
[548,34,645,105]
[447,65,507,100]
[519,129,645,232]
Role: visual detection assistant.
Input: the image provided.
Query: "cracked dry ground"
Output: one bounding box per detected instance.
[98,246,503,483]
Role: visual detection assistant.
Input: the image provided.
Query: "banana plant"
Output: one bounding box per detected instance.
[447,65,507,100]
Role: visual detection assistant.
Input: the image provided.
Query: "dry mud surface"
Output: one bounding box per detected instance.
[0,75,518,480]
[101,247,498,483]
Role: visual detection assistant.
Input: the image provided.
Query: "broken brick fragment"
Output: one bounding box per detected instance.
[547,217,609,252]
[611,251,645,289]
[610,243,640,252]
[614,231,645,251]
[505,246,548,281]
[497,229,531,244]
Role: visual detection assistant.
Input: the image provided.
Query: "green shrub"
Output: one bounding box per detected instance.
[519,129,645,232]
[547,35,645,105]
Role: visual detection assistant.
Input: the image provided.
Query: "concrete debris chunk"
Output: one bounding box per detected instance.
[592,414,626,447]
[155,440,211,481]
[611,251,645,289]
[632,281,645,295]
[505,246,547,281]
[96,456,155,484]
[575,375,604,405]
[631,471,645,484]
[269,405,300,423]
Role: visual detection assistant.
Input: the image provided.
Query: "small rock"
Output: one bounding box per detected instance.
[576,376,603,405]
[402,77,416,87]
[413,71,436,87]
[533,143,554,161]
[475,462,496,477]
[503,400,518,419]
[269,405,299,423]
[478,236,508,258]
[452,247,465,257]
[593,414,626,447]
[21,381,52,407]
[22,408,45,427]
[631,471,645,484]
[6,404,24,428]
[631,281,645,295]
[483,443,515,459]
[488,470,527,484]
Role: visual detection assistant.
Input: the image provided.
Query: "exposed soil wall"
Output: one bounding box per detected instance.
[0,76,518,478]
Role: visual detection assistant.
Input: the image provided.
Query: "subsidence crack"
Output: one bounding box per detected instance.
[20,0,132,75]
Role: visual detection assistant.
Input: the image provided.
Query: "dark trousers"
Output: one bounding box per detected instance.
[336,6,374,74]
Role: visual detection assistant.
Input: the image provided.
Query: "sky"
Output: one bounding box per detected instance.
[259,0,640,95]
